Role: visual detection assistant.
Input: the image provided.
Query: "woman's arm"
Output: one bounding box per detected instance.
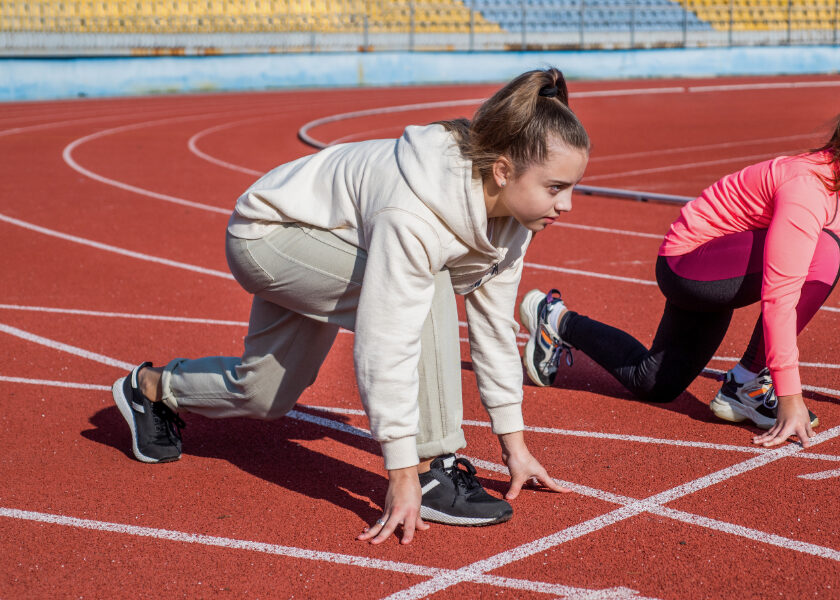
[465,254,568,496]
[755,175,828,447]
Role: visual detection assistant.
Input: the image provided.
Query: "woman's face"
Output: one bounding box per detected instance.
[490,139,588,232]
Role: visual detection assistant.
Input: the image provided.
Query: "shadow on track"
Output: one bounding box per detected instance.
[82,405,389,524]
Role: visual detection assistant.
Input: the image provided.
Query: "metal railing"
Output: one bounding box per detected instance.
[1,0,839,54]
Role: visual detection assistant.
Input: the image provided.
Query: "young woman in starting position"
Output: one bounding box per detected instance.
[521,119,840,449]
[112,67,590,544]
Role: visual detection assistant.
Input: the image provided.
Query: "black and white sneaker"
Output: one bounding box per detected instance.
[418,455,512,526]
[710,367,819,430]
[519,288,573,387]
[112,362,184,463]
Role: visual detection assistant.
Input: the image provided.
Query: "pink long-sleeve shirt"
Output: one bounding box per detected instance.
[660,151,840,396]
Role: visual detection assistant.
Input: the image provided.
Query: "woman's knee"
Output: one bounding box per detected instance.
[234,369,302,420]
[635,387,680,404]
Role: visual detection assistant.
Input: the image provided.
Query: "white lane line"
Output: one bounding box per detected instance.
[0,114,153,138]
[0,212,234,280]
[9,305,834,368]
[384,425,840,600]
[710,355,840,369]
[5,377,836,579]
[0,96,323,137]
[688,80,840,93]
[0,507,642,598]
[0,507,441,577]
[651,506,840,561]
[300,87,693,148]
[61,113,238,215]
[551,221,665,240]
[522,264,838,318]
[0,322,133,370]
[299,80,834,149]
[187,118,266,176]
[305,405,840,464]
[588,132,821,164]
[289,409,374,439]
[0,105,229,138]
[798,468,840,480]
[383,505,653,600]
[702,367,840,397]
[525,261,658,286]
[0,304,248,326]
[583,151,790,182]
[0,375,111,391]
[292,407,840,558]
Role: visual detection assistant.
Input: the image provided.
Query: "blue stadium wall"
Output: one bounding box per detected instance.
[2,46,840,101]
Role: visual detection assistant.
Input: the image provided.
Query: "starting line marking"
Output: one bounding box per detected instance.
[0,507,647,599]
[383,423,840,600]
[3,335,839,592]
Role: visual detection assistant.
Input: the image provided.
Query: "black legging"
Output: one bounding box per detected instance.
[559,229,840,403]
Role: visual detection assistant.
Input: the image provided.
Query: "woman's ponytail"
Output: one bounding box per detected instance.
[437,67,589,179]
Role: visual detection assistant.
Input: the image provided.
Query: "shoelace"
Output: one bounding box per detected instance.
[718,368,777,410]
[446,458,482,496]
[749,370,777,410]
[152,402,186,441]
[547,334,574,371]
[539,289,573,373]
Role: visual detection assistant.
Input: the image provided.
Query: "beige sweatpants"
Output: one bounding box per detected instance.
[160,223,466,464]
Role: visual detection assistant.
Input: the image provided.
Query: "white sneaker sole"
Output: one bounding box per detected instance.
[519,289,549,387]
[420,505,512,527]
[709,392,776,430]
[112,376,166,464]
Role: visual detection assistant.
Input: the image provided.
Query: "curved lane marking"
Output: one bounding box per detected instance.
[187,117,267,176]
[0,212,233,279]
[62,114,233,215]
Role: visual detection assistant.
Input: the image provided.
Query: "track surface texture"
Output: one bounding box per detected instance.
[2,75,840,599]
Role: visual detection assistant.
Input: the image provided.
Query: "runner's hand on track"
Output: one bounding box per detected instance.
[752,393,815,448]
[357,465,428,545]
[498,431,571,500]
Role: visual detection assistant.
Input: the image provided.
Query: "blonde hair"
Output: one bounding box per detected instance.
[437,67,590,178]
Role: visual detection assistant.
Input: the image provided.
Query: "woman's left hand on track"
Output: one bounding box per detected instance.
[752,393,815,448]
[498,431,572,500]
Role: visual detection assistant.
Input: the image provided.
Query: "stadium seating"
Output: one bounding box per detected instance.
[0,0,836,34]
[0,1,500,34]
[677,0,839,30]
[471,0,711,32]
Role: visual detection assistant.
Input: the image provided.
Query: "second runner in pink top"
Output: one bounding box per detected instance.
[660,151,840,396]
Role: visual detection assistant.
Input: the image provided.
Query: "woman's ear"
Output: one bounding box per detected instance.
[491,156,513,189]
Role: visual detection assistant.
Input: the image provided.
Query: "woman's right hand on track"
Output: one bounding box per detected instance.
[752,393,815,448]
[357,465,428,545]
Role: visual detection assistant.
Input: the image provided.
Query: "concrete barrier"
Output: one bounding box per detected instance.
[1,46,839,101]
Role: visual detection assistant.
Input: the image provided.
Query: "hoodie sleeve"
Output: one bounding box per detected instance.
[464,255,525,435]
[354,208,441,471]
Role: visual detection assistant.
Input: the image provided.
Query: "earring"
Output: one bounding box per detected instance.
[500,181,506,188]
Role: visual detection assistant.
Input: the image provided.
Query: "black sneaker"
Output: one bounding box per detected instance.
[112,362,185,463]
[519,288,573,386]
[418,455,512,526]
[709,367,819,430]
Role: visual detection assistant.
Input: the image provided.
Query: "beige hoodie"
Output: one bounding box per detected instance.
[228,124,532,469]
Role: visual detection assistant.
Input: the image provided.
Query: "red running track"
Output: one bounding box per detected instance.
[1,75,839,599]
